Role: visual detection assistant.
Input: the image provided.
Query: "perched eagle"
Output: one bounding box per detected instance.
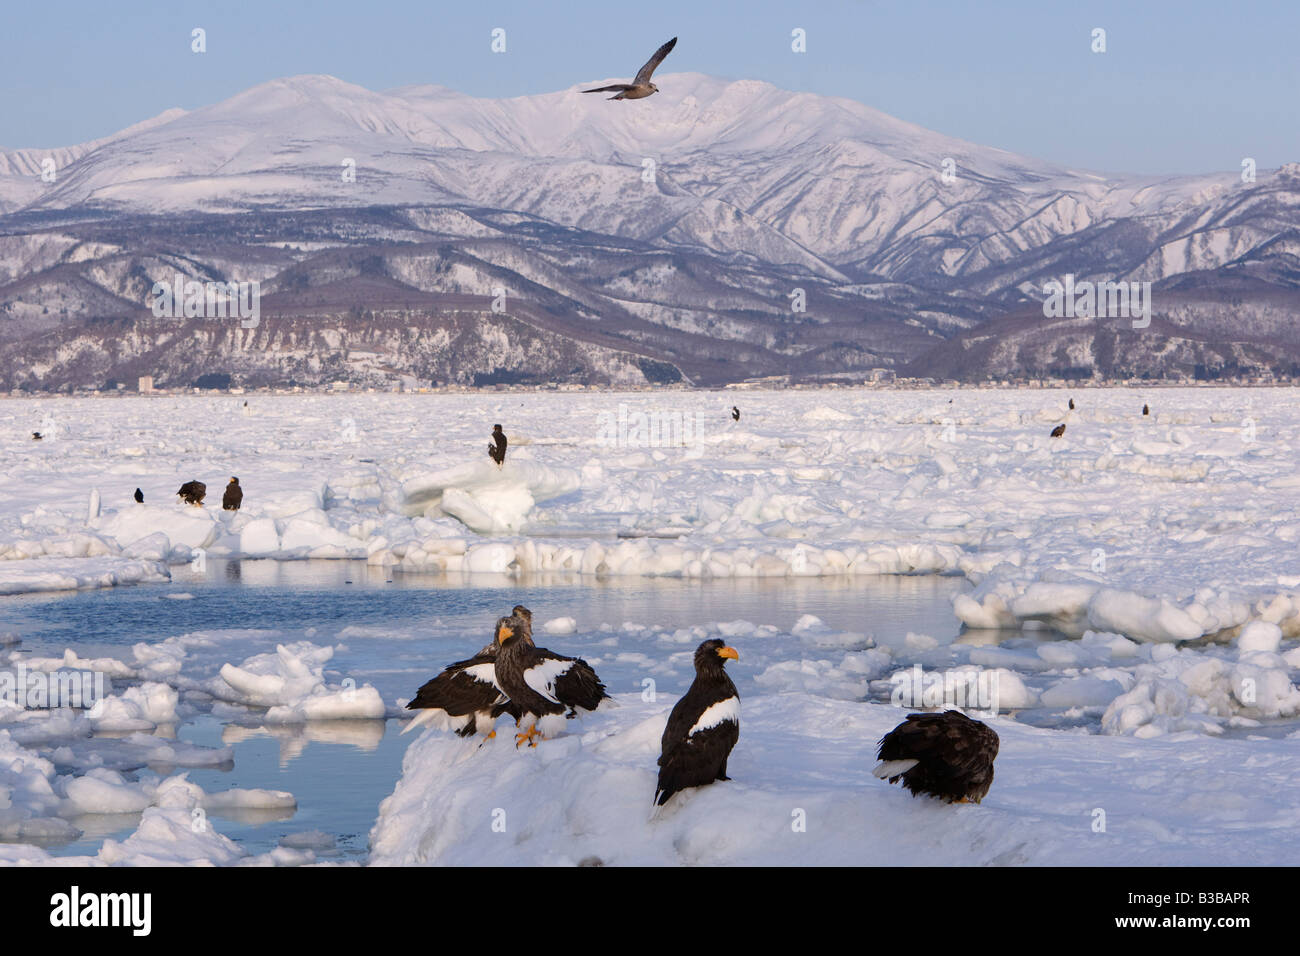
[222,477,243,511]
[873,710,999,804]
[1050,423,1066,438]
[1143,404,1150,416]
[655,639,740,809]
[176,480,206,506]
[402,618,532,738]
[133,488,144,504]
[731,406,740,422]
[1068,398,1075,410]
[488,424,507,467]
[493,614,611,747]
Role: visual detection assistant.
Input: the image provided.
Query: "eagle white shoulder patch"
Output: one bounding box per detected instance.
[688,696,739,736]
[522,657,575,704]
[462,663,500,688]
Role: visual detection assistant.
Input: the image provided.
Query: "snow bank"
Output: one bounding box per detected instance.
[0,557,169,596]
[372,693,1300,866]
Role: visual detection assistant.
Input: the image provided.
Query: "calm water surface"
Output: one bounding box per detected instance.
[1,560,971,859]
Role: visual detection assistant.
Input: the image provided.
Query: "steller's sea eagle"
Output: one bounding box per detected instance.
[488,424,507,468]
[654,639,740,809]
[177,481,206,506]
[492,615,611,747]
[222,477,242,511]
[874,710,999,804]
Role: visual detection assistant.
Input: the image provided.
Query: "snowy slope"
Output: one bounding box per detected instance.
[2,74,1297,389]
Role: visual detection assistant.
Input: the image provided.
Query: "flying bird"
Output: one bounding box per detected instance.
[488,424,507,468]
[31,432,42,441]
[1050,423,1066,438]
[176,480,206,506]
[654,639,740,809]
[873,710,999,804]
[731,406,740,422]
[583,37,677,100]
[492,614,611,747]
[222,477,242,511]
[403,620,531,738]
[133,488,144,504]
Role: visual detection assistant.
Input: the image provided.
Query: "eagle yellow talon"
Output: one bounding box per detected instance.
[515,725,543,748]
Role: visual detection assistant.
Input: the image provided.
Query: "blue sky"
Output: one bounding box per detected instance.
[1,0,1295,174]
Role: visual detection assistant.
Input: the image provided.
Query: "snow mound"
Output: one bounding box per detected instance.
[395,459,580,533]
[211,642,385,720]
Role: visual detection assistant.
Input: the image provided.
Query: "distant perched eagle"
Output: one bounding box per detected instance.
[222,477,242,511]
[493,614,611,747]
[1143,404,1150,416]
[731,406,740,422]
[488,424,507,468]
[133,488,144,504]
[873,710,999,804]
[176,480,206,506]
[1050,423,1066,438]
[583,37,677,100]
[403,618,531,738]
[655,639,740,809]
[1068,398,1075,411]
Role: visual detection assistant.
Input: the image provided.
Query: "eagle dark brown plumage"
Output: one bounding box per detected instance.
[488,424,507,467]
[176,480,206,506]
[403,616,534,738]
[222,477,242,511]
[493,614,610,747]
[655,639,740,809]
[874,710,999,804]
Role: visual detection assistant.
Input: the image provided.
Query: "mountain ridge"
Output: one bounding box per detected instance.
[0,73,1296,390]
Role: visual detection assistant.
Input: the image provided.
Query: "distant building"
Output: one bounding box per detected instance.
[138,376,154,394]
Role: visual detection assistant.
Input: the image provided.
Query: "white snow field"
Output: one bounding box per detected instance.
[2,386,1300,865]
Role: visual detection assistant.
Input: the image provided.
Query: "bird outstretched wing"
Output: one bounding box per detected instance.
[633,37,677,85]
[583,84,633,94]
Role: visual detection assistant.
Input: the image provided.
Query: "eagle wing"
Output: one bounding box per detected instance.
[634,37,677,85]
[407,655,505,713]
[552,658,609,712]
[521,655,575,705]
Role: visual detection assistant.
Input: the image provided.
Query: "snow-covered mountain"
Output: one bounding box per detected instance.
[1,73,1297,389]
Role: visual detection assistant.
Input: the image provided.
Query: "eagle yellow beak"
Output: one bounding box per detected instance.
[718,646,739,660]
[497,623,514,643]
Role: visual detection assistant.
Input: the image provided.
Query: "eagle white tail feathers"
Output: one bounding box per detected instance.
[400,708,443,736]
[872,759,919,779]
